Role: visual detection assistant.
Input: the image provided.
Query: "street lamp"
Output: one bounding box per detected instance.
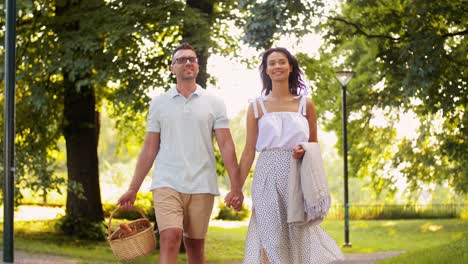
[4,0,17,262]
[335,70,354,248]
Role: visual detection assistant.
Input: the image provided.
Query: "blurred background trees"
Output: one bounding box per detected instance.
[306,0,467,195]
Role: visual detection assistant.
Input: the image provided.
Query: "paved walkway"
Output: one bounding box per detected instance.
[2,250,405,264]
[0,251,79,264]
[333,251,405,264]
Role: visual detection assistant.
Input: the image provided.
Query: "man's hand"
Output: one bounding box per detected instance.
[292,145,305,159]
[117,190,137,210]
[224,190,244,212]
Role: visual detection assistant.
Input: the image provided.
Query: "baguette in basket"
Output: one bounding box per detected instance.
[107,207,157,261]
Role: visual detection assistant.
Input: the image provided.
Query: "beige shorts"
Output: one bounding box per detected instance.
[152,187,214,239]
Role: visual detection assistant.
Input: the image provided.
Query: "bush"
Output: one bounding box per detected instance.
[215,202,249,221]
[327,204,466,220]
[460,207,468,220]
[55,215,106,241]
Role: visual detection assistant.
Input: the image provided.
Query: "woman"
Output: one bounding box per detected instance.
[237,48,344,263]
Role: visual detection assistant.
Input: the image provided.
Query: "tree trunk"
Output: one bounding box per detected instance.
[63,77,103,222]
[196,50,209,88]
[184,0,214,88]
[54,0,103,224]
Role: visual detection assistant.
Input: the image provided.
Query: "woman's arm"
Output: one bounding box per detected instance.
[239,104,258,188]
[306,98,318,143]
[292,98,318,159]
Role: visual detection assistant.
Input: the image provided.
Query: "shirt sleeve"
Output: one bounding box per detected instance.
[213,97,229,129]
[147,97,161,132]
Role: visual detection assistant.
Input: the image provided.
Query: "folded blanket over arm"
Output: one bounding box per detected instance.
[287,142,331,225]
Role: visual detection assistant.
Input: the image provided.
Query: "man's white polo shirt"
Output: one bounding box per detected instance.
[147,85,229,195]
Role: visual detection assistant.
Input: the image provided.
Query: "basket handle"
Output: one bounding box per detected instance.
[107,206,147,238]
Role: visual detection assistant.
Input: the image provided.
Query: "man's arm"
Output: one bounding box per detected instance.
[214,128,244,211]
[118,132,160,210]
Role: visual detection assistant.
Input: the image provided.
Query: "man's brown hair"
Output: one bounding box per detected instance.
[172,43,196,60]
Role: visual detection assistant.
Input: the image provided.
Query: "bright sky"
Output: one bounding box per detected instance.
[207,54,260,117]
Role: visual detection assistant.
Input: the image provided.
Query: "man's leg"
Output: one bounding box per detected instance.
[184,237,206,264]
[182,193,214,264]
[153,188,185,264]
[159,228,183,264]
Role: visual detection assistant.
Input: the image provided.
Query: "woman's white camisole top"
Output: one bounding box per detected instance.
[251,96,310,152]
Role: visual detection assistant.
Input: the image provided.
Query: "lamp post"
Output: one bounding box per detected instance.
[335,70,354,248]
[4,0,17,262]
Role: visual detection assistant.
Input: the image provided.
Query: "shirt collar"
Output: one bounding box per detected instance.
[169,84,204,98]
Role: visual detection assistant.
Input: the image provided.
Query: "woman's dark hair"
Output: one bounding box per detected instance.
[259,47,305,96]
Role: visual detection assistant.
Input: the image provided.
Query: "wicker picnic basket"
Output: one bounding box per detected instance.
[107,207,157,261]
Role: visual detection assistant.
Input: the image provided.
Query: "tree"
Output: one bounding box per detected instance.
[306,0,467,194]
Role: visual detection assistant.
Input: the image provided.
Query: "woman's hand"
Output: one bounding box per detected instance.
[292,145,305,159]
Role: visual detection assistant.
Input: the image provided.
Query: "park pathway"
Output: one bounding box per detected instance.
[333,251,405,263]
[0,250,79,264]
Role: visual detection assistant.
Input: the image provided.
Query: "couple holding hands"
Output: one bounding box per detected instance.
[117,43,344,264]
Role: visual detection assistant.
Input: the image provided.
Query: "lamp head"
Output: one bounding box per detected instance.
[335,70,354,87]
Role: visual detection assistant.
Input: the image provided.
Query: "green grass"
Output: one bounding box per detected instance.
[205,225,248,262]
[378,232,468,264]
[0,219,466,263]
[321,219,467,254]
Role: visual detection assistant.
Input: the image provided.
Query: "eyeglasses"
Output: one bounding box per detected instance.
[173,57,198,65]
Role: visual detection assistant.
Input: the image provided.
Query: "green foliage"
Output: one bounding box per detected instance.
[55,214,106,241]
[297,0,467,195]
[214,145,227,177]
[215,202,250,221]
[239,0,326,49]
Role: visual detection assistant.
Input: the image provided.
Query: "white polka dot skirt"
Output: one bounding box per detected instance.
[243,149,345,264]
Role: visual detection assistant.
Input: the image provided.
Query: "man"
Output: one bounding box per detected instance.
[118,43,243,264]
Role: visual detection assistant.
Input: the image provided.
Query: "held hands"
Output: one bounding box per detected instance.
[224,189,244,212]
[117,190,137,210]
[292,145,305,159]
